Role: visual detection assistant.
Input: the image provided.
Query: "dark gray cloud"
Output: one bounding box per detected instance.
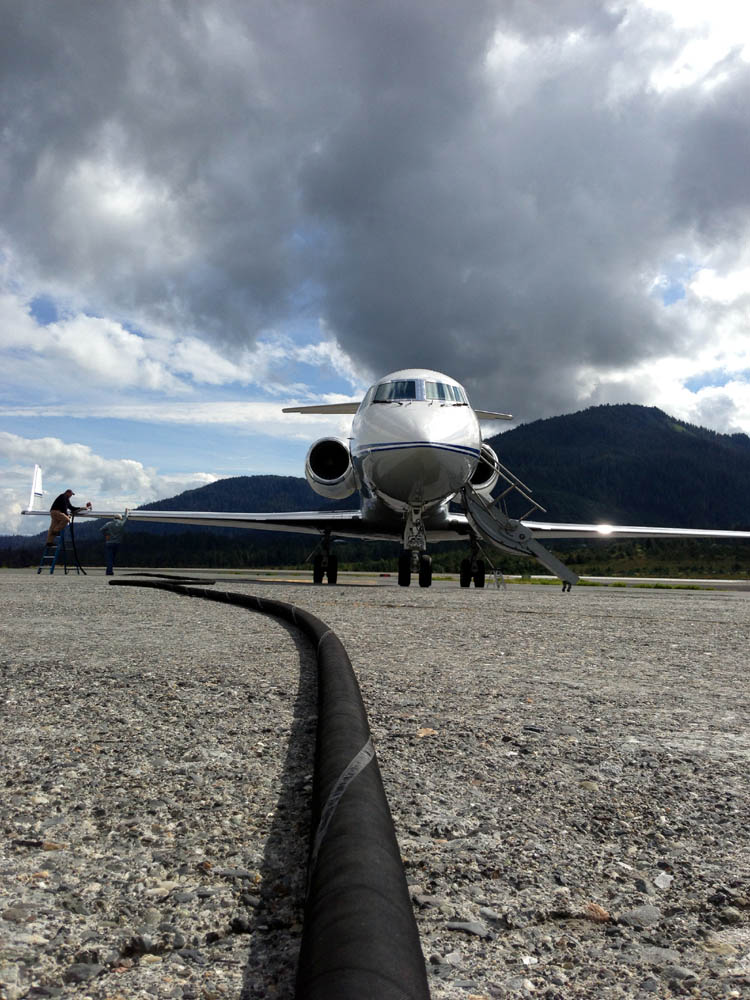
[2,1,749,419]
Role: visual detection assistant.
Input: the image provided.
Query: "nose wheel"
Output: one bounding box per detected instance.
[398,550,411,587]
[418,553,432,588]
[399,507,433,587]
[398,551,432,587]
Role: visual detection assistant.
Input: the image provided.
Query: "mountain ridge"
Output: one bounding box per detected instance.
[486,403,750,528]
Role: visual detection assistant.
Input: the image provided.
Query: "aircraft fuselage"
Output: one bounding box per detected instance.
[350,368,481,513]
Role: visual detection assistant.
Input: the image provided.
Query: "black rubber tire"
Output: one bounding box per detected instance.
[326,554,338,585]
[459,558,471,588]
[418,553,432,588]
[313,554,324,584]
[473,559,486,588]
[398,551,411,587]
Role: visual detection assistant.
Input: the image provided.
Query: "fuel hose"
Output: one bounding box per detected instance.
[109,579,430,1000]
[68,513,87,575]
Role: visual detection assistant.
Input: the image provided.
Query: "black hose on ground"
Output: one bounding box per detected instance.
[121,572,216,585]
[109,579,430,1000]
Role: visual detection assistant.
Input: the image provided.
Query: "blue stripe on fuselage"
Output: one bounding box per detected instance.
[352,441,481,459]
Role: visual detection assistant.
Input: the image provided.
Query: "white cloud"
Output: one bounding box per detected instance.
[0,431,218,535]
[689,266,750,306]
[0,286,364,406]
[294,325,372,391]
[53,315,185,391]
[577,347,750,435]
[0,400,352,440]
[639,0,750,91]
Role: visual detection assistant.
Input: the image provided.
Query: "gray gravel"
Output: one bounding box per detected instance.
[2,570,749,999]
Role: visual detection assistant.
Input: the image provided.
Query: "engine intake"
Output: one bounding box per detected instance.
[469,443,500,499]
[306,437,357,499]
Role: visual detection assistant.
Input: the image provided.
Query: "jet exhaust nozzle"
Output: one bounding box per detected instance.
[306,437,357,499]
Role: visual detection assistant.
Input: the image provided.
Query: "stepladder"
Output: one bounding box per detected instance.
[37,530,77,574]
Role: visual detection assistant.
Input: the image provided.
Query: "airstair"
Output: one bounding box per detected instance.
[462,461,579,588]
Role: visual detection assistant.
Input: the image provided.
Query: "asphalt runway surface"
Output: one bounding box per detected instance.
[2,569,749,999]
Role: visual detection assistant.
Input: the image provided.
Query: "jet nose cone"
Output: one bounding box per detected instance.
[370,444,476,505]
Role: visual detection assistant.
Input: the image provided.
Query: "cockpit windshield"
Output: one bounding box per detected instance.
[374,379,417,402]
[425,380,466,403]
[369,378,467,405]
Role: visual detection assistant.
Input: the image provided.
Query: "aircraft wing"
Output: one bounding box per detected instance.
[523,520,750,540]
[433,497,750,543]
[22,504,750,543]
[21,506,399,542]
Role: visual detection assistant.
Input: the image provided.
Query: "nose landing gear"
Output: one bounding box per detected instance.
[398,506,432,587]
[398,550,432,587]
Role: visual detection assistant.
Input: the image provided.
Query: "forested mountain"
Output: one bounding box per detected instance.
[488,404,750,528]
[141,475,346,514]
[4,405,750,574]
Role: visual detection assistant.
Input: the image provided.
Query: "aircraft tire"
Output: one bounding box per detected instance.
[326,554,338,585]
[418,553,432,588]
[398,551,411,587]
[313,554,324,584]
[473,560,486,588]
[459,558,472,588]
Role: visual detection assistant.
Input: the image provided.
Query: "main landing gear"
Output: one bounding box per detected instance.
[311,533,338,584]
[459,537,485,588]
[459,556,485,588]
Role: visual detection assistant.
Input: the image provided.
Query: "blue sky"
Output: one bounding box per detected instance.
[3,0,750,534]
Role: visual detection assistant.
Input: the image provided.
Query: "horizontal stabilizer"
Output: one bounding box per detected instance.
[474,409,513,420]
[283,402,361,414]
[283,403,512,419]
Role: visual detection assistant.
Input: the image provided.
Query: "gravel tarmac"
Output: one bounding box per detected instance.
[2,570,749,999]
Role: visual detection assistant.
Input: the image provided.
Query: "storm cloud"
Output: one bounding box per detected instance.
[2,0,750,421]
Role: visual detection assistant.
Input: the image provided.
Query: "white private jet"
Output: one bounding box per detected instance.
[21,368,750,588]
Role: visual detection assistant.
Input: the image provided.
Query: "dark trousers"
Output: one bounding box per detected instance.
[105,542,119,575]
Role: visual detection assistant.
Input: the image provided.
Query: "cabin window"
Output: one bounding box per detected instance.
[374,379,417,401]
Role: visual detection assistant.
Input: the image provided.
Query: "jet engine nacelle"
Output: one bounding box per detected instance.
[469,443,500,499]
[305,437,357,499]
